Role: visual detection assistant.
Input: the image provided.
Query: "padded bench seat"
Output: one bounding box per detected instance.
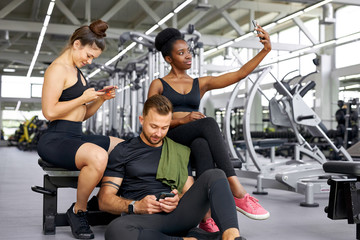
[32,158,117,235]
[323,161,360,176]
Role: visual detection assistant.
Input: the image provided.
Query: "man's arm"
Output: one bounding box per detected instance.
[98,176,163,215]
[98,176,130,215]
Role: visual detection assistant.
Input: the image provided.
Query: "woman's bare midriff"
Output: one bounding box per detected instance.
[56,104,87,122]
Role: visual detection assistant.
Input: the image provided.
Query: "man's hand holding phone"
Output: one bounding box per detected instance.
[157,190,179,213]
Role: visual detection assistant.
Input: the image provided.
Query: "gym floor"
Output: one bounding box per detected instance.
[0,146,354,240]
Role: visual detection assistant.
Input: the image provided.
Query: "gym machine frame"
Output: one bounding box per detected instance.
[223,67,353,206]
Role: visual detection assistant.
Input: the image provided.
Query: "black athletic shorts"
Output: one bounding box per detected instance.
[37,120,110,170]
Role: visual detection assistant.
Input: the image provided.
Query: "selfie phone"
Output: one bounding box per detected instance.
[97,86,115,92]
[156,192,175,201]
[252,20,264,40]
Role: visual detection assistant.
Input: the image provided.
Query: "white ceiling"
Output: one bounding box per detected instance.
[0,0,358,80]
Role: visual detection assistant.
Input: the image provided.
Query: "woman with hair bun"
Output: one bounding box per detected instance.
[37,19,123,239]
[148,26,271,232]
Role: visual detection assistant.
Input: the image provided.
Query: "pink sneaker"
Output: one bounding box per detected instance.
[198,217,220,233]
[234,193,270,220]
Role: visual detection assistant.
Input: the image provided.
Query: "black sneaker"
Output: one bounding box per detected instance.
[186,227,221,240]
[87,196,99,212]
[235,237,247,240]
[66,203,94,239]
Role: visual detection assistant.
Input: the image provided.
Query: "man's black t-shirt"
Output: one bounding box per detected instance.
[105,136,191,200]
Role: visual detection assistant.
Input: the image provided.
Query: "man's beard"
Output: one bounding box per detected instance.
[143,130,163,146]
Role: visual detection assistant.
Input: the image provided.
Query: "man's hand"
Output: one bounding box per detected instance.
[158,189,180,213]
[135,195,162,214]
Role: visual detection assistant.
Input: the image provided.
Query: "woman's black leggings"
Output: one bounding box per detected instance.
[105,169,238,240]
[167,117,236,177]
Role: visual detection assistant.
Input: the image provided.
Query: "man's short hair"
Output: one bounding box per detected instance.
[143,95,173,116]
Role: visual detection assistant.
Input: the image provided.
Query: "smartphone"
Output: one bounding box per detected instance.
[97,86,115,92]
[252,20,264,40]
[156,192,175,201]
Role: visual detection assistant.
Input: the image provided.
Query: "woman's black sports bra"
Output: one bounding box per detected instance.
[159,78,200,112]
[59,67,89,102]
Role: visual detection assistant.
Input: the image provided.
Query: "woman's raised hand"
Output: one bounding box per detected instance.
[255,24,271,52]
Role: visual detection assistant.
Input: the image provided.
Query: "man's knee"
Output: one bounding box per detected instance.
[105,217,127,240]
[105,216,140,240]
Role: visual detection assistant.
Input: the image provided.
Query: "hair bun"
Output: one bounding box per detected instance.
[155,28,182,51]
[89,19,108,38]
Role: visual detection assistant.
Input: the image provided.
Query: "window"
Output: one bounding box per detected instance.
[279,26,299,44]
[300,18,319,45]
[335,6,360,68]
[1,75,43,98]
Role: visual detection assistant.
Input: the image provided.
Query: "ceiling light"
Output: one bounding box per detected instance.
[234,32,253,42]
[218,41,234,49]
[43,15,51,27]
[15,100,21,112]
[158,13,174,25]
[27,0,56,78]
[47,1,56,15]
[304,0,332,13]
[88,0,194,79]
[145,25,159,35]
[262,22,276,30]
[204,1,332,56]
[276,11,304,24]
[336,32,360,45]
[3,68,15,72]
[203,48,218,56]
[174,0,193,13]
[312,40,336,49]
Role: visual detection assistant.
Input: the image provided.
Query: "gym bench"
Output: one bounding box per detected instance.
[323,161,360,240]
[31,158,117,235]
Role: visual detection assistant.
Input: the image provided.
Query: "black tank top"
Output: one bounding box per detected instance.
[159,78,200,112]
[59,67,89,102]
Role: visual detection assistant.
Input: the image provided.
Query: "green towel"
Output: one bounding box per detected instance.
[156,137,190,191]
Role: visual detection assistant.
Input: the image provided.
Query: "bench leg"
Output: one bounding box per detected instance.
[43,175,57,235]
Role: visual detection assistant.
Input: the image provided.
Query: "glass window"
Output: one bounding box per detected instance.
[279,26,299,44]
[300,18,319,45]
[339,91,360,102]
[278,58,299,80]
[270,32,278,43]
[336,6,360,38]
[1,75,43,98]
[299,53,317,76]
[335,6,360,68]
[336,41,360,68]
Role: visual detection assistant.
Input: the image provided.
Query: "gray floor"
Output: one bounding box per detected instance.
[0,146,355,240]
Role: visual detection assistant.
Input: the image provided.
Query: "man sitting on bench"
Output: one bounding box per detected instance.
[97,95,243,240]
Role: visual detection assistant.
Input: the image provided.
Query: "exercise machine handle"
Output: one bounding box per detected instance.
[297,115,316,121]
[300,81,316,97]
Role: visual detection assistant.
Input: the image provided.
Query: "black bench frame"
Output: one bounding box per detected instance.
[32,159,117,235]
[324,161,360,240]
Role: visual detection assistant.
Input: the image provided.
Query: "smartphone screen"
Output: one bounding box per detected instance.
[97,86,115,92]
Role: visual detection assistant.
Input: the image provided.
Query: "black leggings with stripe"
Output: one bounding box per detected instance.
[105,169,238,240]
[167,117,236,178]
